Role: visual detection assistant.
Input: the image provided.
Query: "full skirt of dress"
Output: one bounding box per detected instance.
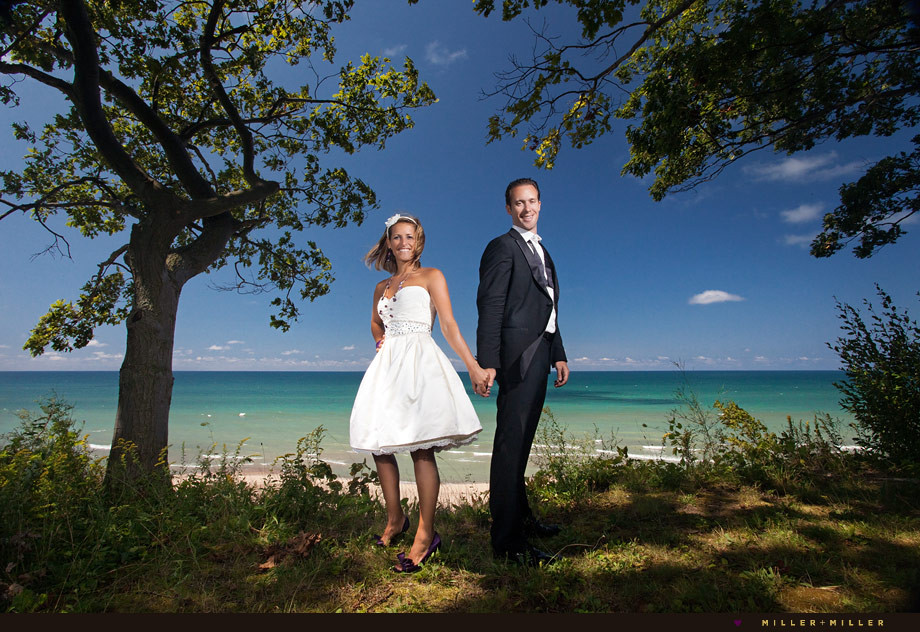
[349,331,483,455]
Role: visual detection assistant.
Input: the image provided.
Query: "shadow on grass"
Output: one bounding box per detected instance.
[42,472,920,613]
[370,477,920,614]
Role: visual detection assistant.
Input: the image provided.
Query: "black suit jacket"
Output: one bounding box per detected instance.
[477,229,566,379]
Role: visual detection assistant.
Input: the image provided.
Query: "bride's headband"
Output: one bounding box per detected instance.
[385,213,417,233]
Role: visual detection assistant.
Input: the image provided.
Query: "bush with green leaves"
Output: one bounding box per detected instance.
[0,399,384,612]
[829,286,920,468]
[530,407,627,505]
[530,395,852,502]
[713,401,849,490]
[646,368,852,490]
[256,426,380,540]
[0,398,108,611]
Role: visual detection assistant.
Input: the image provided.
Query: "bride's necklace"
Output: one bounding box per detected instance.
[384,269,414,301]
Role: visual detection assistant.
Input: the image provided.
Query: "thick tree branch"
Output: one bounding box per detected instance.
[95,69,216,200]
[0,60,74,97]
[200,0,260,186]
[169,212,236,285]
[189,180,280,220]
[28,38,217,201]
[59,0,179,212]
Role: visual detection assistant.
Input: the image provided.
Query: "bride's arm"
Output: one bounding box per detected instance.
[426,269,488,385]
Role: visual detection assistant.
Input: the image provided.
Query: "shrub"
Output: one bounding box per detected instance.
[829,286,920,468]
[530,407,627,505]
[0,400,380,612]
[713,401,850,490]
[258,426,379,537]
[0,398,106,611]
[653,378,852,490]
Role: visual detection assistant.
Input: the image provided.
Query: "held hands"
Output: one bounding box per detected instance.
[472,366,496,398]
[554,361,569,388]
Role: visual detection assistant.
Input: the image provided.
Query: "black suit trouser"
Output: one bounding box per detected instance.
[489,333,551,553]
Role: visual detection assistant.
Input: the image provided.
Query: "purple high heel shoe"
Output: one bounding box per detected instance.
[394,532,441,573]
[374,515,410,547]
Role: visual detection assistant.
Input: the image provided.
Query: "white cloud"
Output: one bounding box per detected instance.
[90,351,123,361]
[570,356,672,369]
[208,345,227,351]
[383,44,407,57]
[545,353,830,371]
[688,290,745,305]
[342,345,355,351]
[172,354,374,371]
[227,340,244,345]
[781,203,824,224]
[281,349,302,356]
[784,233,817,248]
[745,152,863,183]
[86,339,107,348]
[425,41,467,67]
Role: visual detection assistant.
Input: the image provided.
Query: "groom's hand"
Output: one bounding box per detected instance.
[554,361,569,388]
[477,368,496,397]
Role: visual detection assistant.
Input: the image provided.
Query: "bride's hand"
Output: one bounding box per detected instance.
[375,335,385,353]
[471,365,494,397]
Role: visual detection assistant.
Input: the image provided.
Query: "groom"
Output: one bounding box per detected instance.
[476,177,569,566]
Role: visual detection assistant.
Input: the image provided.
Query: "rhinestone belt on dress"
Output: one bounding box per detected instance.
[386,320,431,336]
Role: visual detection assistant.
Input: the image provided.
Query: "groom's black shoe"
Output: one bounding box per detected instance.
[495,542,556,567]
[524,516,561,538]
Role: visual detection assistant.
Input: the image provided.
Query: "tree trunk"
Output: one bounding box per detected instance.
[105,224,183,490]
[103,212,238,492]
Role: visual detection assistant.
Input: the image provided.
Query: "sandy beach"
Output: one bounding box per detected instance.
[224,468,491,507]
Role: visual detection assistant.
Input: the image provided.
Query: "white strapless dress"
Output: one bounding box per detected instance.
[349,285,483,455]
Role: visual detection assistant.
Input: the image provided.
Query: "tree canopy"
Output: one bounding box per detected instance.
[0,0,435,479]
[1,0,435,352]
[473,0,919,258]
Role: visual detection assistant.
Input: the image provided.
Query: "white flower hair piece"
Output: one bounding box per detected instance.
[384,213,417,231]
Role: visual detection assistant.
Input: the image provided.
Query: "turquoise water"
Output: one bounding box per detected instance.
[0,371,854,482]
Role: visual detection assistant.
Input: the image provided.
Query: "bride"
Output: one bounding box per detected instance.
[349,213,489,573]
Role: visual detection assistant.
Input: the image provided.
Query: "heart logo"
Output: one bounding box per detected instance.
[734,621,742,627]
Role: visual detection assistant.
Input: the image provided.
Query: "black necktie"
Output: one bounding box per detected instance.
[528,240,553,289]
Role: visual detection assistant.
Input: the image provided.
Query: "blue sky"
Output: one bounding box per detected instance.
[1,1,918,372]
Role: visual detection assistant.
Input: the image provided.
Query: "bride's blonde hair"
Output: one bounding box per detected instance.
[364,213,425,274]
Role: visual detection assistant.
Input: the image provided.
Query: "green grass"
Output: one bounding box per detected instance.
[2,399,918,613]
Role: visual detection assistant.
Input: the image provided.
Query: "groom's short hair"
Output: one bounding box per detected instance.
[504,178,540,206]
